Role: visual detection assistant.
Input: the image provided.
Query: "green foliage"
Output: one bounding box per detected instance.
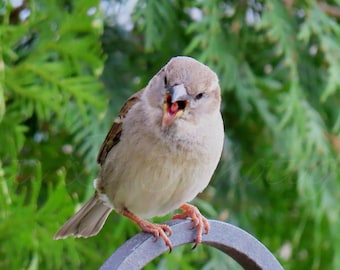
[0,0,116,268]
[1,0,340,269]
[1,0,106,167]
[0,162,80,269]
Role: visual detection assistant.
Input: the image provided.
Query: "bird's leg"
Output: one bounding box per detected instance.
[172,203,210,249]
[120,208,173,251]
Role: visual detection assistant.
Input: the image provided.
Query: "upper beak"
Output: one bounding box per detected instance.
[162,84,189,128]
[167,84,190,103]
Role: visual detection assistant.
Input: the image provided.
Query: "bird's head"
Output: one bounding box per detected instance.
[144,56,221,129]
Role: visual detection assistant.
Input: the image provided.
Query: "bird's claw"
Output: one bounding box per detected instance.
[172,203,210,249]
[138,221,173,252]
[121,209,173,252]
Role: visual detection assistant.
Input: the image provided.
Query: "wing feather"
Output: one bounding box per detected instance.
[96,89,144,165]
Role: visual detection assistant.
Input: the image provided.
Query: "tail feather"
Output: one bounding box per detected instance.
[54,195,112,239]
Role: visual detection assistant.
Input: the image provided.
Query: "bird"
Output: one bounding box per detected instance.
[54,56,224,251]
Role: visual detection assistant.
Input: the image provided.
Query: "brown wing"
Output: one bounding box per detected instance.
[97,89,144,166]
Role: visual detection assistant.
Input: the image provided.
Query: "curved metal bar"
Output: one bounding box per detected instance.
[100,219,283,270]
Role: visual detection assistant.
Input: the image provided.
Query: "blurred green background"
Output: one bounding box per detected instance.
[1,0,339,269]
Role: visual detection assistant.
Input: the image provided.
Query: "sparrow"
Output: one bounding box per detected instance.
[54,56,224,251]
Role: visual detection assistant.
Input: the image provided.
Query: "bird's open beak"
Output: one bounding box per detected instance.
[162,84,189,128]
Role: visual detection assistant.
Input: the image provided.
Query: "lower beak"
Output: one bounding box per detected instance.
[162,84,189,128]
[162,106,184,128]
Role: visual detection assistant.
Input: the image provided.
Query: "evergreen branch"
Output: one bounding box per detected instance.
[317,2,340,19]
[283,0,340,19]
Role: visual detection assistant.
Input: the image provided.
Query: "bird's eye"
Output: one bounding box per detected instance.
[164,76,167,86]
[195,93,204,100]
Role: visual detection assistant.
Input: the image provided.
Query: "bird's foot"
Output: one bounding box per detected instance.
[137,220,173,251]
[172,203,209,249]
[121,208,173,251]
